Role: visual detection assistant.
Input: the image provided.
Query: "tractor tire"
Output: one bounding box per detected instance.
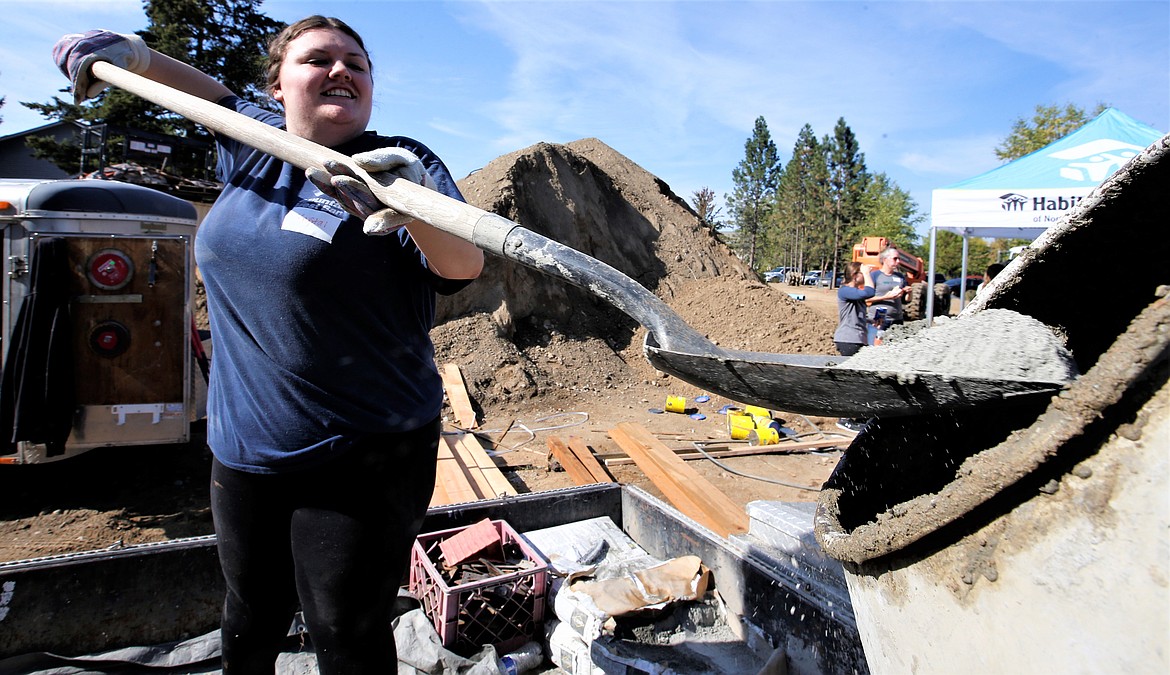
[905,282,926,321]
[933,282,952,317]
[904,281,952,320]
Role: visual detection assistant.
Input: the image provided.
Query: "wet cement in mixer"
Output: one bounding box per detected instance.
[838,308,1079,383]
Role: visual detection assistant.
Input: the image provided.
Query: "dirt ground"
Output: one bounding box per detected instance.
[0,286,847,563]
[0,138,853,563]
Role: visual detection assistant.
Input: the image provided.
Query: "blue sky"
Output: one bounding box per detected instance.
[2,0,1167,240]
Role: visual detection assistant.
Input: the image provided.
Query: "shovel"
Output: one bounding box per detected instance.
[91,62,1065,418]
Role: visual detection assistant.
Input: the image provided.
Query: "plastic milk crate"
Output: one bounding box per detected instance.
[408,519,549,655]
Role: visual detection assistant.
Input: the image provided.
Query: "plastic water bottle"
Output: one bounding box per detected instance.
[499,640,543,674]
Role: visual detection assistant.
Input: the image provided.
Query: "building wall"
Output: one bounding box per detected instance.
[0,123,78,179]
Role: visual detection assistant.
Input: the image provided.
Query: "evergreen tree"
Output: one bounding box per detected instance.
[22,0,283,177]
[726,116,781,269]
[826,118,868,283]
[773,124,827,275]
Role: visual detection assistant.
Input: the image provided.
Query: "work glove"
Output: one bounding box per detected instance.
[53,30,151,104]
[305,147,437,235]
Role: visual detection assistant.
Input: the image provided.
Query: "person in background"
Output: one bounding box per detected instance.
[55,16,484,674]
[834,262,898,433]
[834,261,875,358]
[866,247,910,345]
[976,262,1006,296]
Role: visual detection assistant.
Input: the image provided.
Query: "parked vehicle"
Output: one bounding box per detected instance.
[945,275,984,297]
[818,271,844,288]
[803,270,824,285]
[762,266,792,283]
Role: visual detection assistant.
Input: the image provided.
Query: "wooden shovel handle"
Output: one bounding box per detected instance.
[88,62,722,358]
[89,61,515,254]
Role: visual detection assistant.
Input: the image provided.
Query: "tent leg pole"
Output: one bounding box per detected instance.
[959,234,970,312]
[926,227,937,325]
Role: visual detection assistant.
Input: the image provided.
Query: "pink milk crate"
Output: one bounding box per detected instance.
[408,519,549,655]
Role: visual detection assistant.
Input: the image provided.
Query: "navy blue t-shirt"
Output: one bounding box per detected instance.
[196,96,469,473]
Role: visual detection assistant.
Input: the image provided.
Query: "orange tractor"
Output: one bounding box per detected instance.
[851,236,950,321]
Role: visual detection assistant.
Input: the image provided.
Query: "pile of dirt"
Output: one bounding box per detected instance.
[435,138,836,413]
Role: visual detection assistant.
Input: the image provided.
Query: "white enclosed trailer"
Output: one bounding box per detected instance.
[0,178,202,464]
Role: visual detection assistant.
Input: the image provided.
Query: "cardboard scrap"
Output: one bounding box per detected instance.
[568,555,711,618]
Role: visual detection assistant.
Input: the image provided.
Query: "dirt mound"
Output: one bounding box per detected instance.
[434,138,836,413]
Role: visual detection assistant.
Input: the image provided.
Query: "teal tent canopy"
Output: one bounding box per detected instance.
[931,108,1164,238]
[927,108,1165,318]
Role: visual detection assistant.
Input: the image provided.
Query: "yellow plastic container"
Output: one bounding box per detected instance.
[665,395,687,414]
[743,404,772,419]
[748,427,780,446]
[728,413,755,439]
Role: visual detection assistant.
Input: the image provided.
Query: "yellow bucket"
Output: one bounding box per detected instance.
[728,413,755,439]
[748,427,780,446]
[743,404,772,419]
[665,395,687,414]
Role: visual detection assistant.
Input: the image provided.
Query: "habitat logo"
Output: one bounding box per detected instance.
[999,193,1029,211]
[999,192,1085,213]
[1048,139,1145,182]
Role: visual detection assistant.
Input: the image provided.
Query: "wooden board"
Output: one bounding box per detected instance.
[431,432,518,506]
[452,433,518,497]
[600,436,852,466]
[547,436,601,486]
[608,422,748,538]
[567,436,614,484]
[433,435,483,506]
[440,363,478,429]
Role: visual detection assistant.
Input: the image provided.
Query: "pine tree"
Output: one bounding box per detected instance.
[826,118,867,283]
[856,172,922,253]
[726,116,781,269]
[22,0,283,177]
[773,124,827,276]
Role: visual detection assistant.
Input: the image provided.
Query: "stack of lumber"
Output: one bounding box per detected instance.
[432,364,517,506]
[608,422,749,538]
[431,431,518,507]
[545,436,614,486]
[596,434,851,466]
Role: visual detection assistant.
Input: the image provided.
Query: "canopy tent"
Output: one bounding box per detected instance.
[926,108,1165,319]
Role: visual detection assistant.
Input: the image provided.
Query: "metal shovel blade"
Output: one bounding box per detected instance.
[505,228,1063,418]
[644,337,1065,418]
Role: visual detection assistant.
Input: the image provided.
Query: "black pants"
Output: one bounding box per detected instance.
[834,343,866,426]
[834,341,863,357]
[210,418,441,674]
